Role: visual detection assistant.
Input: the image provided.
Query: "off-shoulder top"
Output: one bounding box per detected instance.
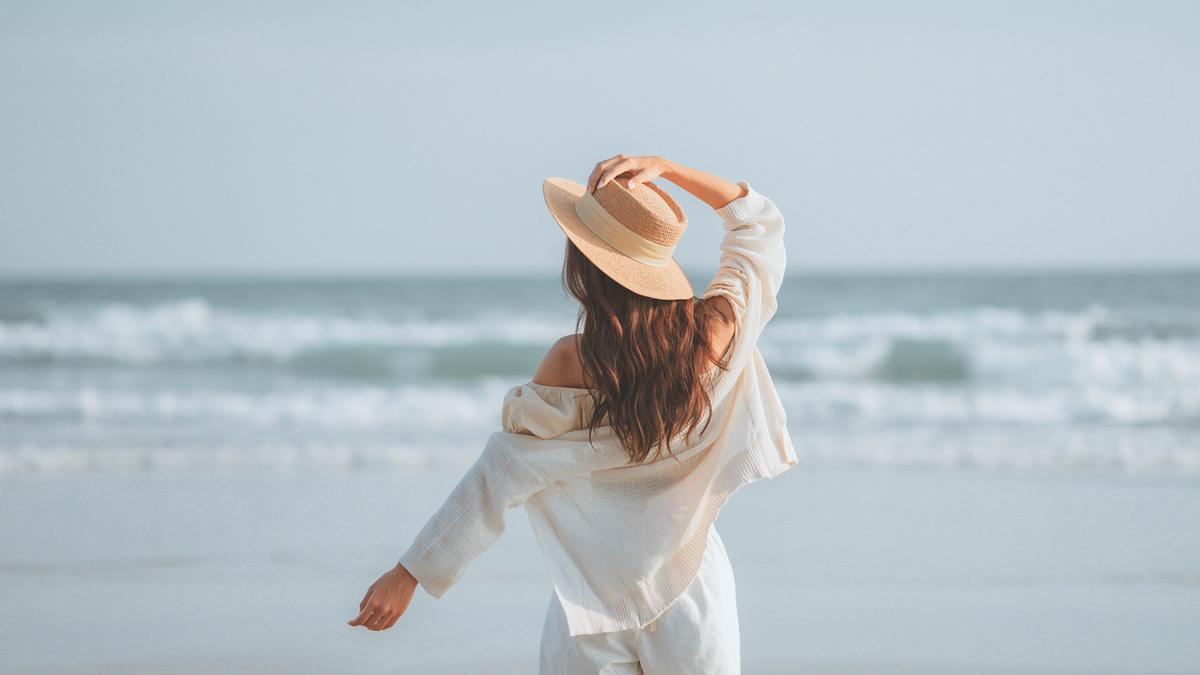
[397,181,797,636]
[501,381,595,438]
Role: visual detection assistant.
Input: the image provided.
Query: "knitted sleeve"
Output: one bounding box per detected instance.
[396,387,628,598]
[699,181,788,347]
[395,431,553,598]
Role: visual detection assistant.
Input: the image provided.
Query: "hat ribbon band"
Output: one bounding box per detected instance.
[574,193,675,268]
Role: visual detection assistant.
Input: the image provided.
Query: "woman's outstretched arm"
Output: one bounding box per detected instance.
[349,414,633,632]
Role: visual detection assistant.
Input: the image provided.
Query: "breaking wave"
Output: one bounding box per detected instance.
[0,299,565,378]
[1,283,1197,475]
[2,300,1199,386]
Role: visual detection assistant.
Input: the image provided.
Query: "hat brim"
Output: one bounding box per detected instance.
[542,177,694,301]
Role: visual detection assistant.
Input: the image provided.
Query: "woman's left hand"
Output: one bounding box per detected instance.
[587,154,672,194]
[347,563,418,631]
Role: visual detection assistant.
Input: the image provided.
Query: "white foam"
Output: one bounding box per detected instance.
[3,425,1196,475]
[0,442,473,474]
[773,380,1199,425]
[791,427,1200,474]
[759,306,1200,388]
[0,298,570,362]
[0,381,512,429]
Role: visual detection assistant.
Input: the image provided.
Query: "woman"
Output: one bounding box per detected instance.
[348,154,795,674]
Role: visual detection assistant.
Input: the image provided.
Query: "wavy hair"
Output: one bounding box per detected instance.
[562,240,734,464]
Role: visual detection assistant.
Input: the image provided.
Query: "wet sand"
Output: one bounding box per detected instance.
[2,464,1198,674]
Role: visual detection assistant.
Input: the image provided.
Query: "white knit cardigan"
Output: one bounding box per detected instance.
[397,180,796,636]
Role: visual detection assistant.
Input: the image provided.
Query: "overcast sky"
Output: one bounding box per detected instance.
[1,1,1197,277]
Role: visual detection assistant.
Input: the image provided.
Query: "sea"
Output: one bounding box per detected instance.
[1,269,1197,475]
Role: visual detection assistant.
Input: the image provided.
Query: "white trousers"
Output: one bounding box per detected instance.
[538,524,741,674]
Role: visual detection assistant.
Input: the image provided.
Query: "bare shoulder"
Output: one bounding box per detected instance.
[532,334,587,388]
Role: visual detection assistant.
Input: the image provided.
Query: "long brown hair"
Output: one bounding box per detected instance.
[562,240,734,464]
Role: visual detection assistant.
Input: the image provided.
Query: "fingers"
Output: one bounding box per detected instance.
[347,606,374,627]
[595,159,635,192]
[349,605,394,631]
[349,588,378,627]
[366,609,392,631]
[626,167,660,188]
[587,154,622,194]
[349,601,402,631]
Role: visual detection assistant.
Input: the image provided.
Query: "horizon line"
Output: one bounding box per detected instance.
[2,260,1198,283]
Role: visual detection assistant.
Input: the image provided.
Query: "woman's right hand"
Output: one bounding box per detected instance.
[347,562,418,632]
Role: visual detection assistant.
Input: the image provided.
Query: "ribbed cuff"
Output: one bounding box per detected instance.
[712,181,765,224]
[397,545,449,599]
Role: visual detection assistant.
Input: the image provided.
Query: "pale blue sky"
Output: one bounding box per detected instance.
[1,1,1197,277]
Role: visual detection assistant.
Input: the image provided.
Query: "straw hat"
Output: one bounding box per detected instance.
[542,175,694,301]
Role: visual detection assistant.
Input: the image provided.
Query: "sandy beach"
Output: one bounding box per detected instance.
[5,0,1200,670]
[2,463,1197,674]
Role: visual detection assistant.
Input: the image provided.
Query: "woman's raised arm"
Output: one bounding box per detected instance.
[587,154,746,210]
[588,154,787,345]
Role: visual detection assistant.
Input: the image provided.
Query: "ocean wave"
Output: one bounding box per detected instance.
[774,381,1200,425]
[777,335,1200,386]
[2,378,1196,429]
[0,298,569,368]
[791,427,1200,474]
[3,300,1200,387]
[0,443,470,474]
[283,343,548,380]
[766,304,1200,343]
[0,382,513,429]
[761,307,1200,386]
[767,306,1103,343]
[872,338,971,383]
